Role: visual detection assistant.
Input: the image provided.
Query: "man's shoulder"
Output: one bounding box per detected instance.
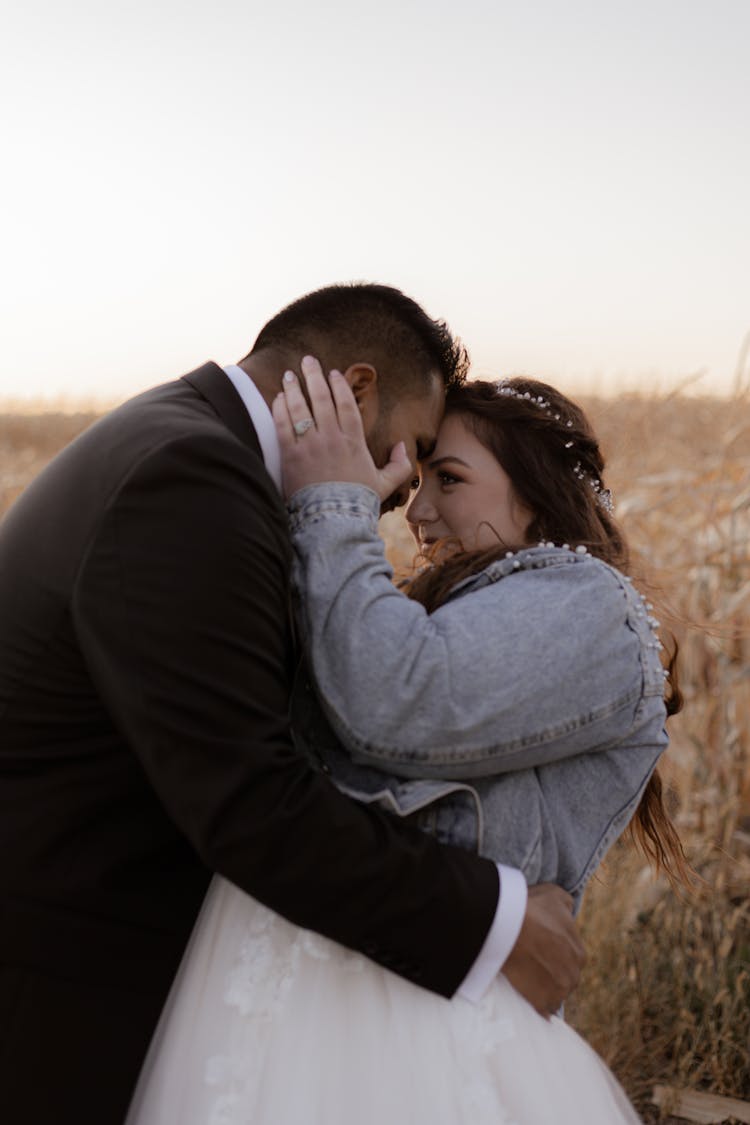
[78,364,259,467]
[2,366,274,536]
[101,365,226,436]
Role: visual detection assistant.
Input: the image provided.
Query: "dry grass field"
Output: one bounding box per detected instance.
[2,390,749,1122]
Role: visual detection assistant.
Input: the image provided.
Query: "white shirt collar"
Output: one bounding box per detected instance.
[222,364,282,494]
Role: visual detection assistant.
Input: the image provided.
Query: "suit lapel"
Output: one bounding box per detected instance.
[183,362,298,664]
[182,363,263,457]
[183,360,296,657]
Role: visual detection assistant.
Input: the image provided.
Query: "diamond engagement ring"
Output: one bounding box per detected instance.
[293,418,315,437]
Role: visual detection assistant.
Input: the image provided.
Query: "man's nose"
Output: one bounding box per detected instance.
[381,482,412,515]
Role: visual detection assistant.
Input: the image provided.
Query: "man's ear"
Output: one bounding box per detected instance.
[342,363,379,431]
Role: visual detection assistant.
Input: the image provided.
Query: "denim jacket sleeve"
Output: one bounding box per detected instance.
[288,483,665,780]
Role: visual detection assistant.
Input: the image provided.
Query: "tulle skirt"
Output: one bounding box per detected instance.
[126,876,641,1125]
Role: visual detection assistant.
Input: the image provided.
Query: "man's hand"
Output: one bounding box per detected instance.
[272,356,412,502]
[502,884,585,1018]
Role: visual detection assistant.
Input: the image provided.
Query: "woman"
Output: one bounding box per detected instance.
[126,367,683,1125]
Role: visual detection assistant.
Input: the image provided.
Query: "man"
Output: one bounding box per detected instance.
[0,283,582,1124]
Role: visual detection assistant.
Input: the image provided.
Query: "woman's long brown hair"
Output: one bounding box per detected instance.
[405,377,689,885]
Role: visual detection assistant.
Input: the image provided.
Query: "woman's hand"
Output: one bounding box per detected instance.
[272,355,413,503]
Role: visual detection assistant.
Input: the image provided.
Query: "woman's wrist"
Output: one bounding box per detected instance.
[287,482,381,534]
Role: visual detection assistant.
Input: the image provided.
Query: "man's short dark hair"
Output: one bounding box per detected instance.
[248,282,469,397]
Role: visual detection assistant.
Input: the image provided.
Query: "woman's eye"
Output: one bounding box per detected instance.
[438,471,460,486]
[409,478,420,491]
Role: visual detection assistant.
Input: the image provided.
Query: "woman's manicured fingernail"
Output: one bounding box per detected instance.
[329,369,342,379]
[283,370,296,383]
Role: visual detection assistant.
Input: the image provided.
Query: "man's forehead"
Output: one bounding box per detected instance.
[417,373,445,453]
[416,435,437,462]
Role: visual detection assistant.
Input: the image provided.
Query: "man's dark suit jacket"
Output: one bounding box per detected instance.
[0,364,499,1124]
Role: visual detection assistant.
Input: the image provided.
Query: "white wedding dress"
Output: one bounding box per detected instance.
[126,875,642,1125]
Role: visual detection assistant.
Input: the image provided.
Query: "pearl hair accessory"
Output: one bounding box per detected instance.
[495,381,614,514]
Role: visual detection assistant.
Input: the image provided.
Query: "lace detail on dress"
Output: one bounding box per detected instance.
[204,898,367,1122]
[204,901,296,1119]
[220,901,365,1018]
[221,902,299,1019]
[460,996,520,1122]
[126,880,642,1125]
[204,893,527,1125]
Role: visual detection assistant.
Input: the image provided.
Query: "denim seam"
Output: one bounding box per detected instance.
[345,681,643,770]
[289,509,379,534]
[566,747,663,896]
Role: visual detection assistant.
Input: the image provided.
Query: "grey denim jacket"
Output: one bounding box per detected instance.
[288,483,668,910]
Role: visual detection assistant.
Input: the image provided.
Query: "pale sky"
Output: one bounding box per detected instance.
[2,0,749,405]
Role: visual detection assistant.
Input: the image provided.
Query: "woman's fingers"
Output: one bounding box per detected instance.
[271,388,296,450]
[272,353,412,506]
[376,440,413,504]
[299,356,338,429]
[277,355,345,440]
[279,364,317,435]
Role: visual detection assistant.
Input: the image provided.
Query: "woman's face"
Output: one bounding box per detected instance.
[405,413,533,553]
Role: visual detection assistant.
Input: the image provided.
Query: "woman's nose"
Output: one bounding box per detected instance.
[405,487,433,527]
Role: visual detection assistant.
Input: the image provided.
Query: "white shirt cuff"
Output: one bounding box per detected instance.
[456,864,528,1004]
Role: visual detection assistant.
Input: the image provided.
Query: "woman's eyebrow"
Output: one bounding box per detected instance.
[427,455,471,470]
